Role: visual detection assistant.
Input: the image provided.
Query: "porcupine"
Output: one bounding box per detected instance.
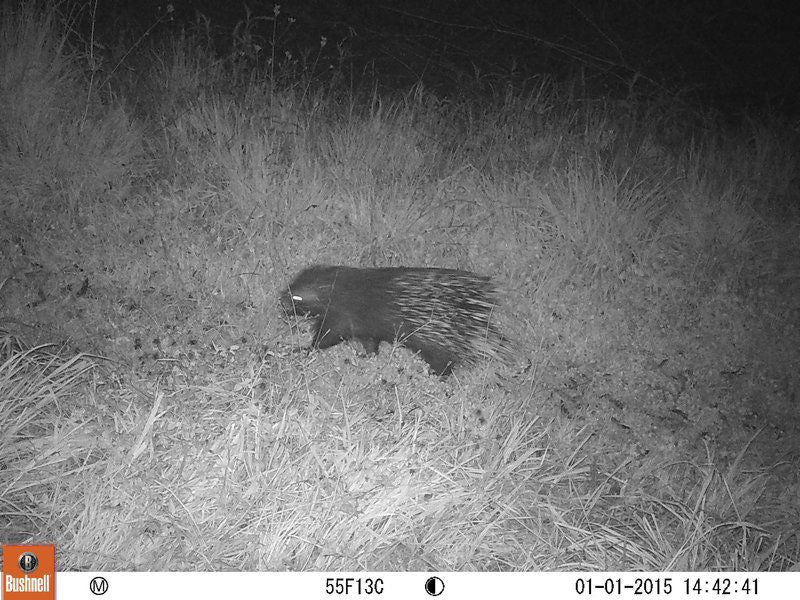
[280,265,510,376]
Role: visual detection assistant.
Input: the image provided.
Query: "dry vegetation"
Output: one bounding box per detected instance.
[1,2,798,571]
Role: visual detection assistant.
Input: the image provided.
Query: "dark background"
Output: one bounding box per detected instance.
[86,0,800,113]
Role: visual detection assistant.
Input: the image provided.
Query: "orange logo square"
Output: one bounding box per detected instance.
[2,545,55,600]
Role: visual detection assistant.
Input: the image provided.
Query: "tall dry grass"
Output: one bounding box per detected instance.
[1,1,797,571]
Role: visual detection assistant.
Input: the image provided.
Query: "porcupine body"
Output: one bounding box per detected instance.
[280,265,509,376]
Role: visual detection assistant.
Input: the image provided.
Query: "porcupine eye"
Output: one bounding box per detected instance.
[283,291,305,316]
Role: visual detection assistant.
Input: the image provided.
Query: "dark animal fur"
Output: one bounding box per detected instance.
[280,265,508,375]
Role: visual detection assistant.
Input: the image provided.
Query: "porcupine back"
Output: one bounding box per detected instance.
[281,265,510,375]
